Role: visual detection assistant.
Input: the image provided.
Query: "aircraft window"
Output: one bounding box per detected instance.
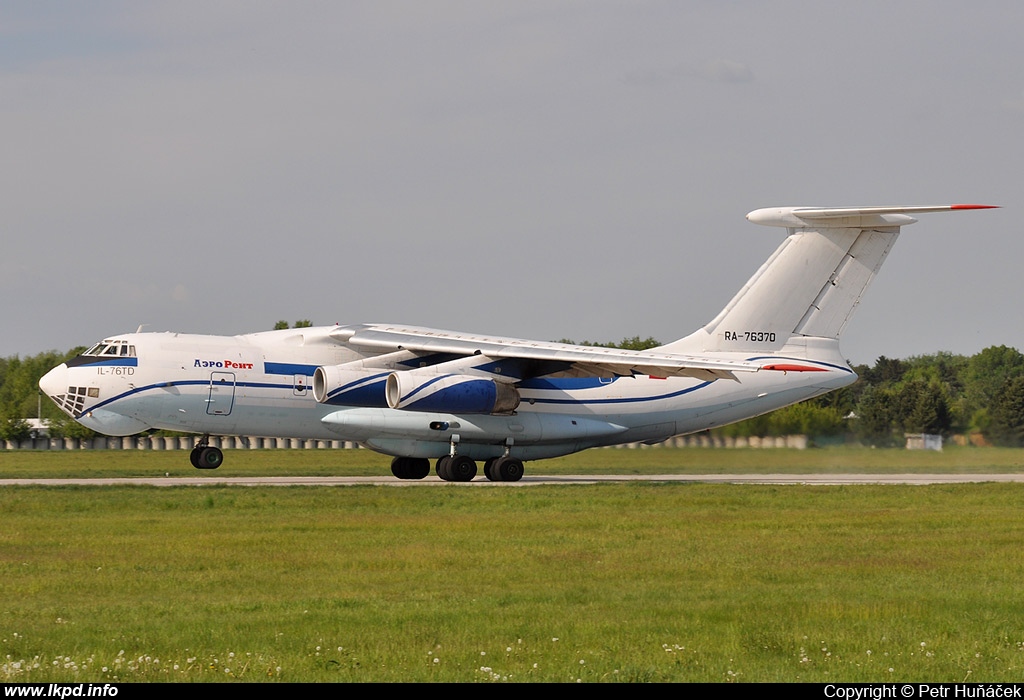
[83,340,135,357]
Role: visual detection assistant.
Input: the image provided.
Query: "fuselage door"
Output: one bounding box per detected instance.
[207,371,236,416]
[294,374,309,396]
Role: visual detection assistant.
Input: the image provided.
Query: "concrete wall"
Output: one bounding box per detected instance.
[1,436,362,451]
[3,434,811,451]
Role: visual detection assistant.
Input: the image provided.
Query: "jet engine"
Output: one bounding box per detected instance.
[386,372,520,415]
[312,366,390,407]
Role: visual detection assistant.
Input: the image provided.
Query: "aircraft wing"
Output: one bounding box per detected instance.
[329,324,760,381]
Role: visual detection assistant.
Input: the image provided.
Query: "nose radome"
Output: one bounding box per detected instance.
[39,364,69,404]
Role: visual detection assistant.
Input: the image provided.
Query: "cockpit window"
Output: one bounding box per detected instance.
[83,340,136,357]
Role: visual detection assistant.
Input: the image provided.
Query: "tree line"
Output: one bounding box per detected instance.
[4,333,1024,446]
[0,347,90,440]
[714,345,1024,446]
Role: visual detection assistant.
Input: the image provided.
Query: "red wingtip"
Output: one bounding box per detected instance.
[951,204,1000,210]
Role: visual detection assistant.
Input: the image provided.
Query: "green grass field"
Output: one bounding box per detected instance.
[1,448,1023,682]
[2,444,1024,478]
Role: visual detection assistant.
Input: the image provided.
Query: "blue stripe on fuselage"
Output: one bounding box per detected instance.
[67,356,139,368]
[528,380,713,405]
[264,362,319,376]
[519,377,618,390]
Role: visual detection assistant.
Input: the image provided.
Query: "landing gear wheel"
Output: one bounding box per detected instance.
[436,455,453,481]
[448,455,477,482]
[484,457,499,481]
[437,455,476,481]
[193,446,223,470]
[391,457,431,480]
[392,457,408,479]
[410,458,430,479]
[495,456,524,482]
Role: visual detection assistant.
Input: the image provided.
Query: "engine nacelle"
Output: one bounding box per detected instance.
[312,365,390,407]
[386,372,520,414]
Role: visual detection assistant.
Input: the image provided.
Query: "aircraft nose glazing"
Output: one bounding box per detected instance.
[39,364,71,413]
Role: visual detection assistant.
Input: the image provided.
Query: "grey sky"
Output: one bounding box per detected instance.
[2,1,1020,364]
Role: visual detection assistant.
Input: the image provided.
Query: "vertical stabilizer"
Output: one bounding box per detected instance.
[660,205,996,355]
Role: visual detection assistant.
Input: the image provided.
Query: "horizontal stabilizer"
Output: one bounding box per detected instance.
[747,204,998,229]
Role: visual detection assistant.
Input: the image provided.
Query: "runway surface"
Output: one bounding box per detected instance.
[2,474,1023,486]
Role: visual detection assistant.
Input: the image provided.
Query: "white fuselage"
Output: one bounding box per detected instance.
[39,325,856,461]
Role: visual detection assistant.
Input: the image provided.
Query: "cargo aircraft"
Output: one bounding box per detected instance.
[39,204,995,481]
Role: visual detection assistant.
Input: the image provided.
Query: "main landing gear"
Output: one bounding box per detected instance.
[190,436,223,470]
[484,456,525,482]
[390,456,431,480]
[393,433,525,482]
[436,454,477,481]
[390,454,525,482]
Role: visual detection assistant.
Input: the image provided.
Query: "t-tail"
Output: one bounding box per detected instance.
[660,205,998,359]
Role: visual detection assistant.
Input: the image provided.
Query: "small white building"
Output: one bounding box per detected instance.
[905,433,942,451]
[24,418,50,438]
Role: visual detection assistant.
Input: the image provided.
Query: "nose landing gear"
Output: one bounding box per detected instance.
[189,436,223,469]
